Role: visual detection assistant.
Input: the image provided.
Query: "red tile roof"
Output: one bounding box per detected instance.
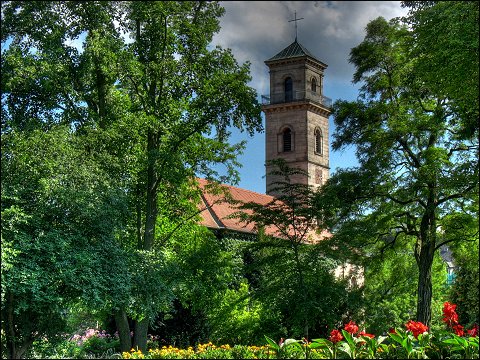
[196,178,331,242]
[197,178,274,234]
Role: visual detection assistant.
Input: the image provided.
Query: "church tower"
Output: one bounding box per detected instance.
[262,39,332,195]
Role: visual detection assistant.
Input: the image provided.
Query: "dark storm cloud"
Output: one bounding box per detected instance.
[212,1,409,96]
[209,1,409,193]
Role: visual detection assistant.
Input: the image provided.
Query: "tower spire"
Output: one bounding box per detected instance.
[288,10,304,41]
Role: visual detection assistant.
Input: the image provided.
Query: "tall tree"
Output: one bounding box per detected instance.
[234,160,360,339]
[116,2,262,351]
[1,125,132,359]
[318,10,478,327]
[2,0,262,353]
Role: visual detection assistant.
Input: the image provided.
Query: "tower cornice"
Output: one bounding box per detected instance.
[266,57,327,72]
[262,101,331,117]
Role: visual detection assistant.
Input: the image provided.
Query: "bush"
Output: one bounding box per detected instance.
[29,328,121,359]
[121,302,479,359]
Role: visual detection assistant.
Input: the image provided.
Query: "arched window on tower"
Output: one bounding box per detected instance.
[315,168,323,185]
[285,77,293,102]
[311,77,317,93]
[283,128,292,152]
[315,128,323,155]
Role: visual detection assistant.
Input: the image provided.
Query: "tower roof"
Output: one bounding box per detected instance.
[266,39,320,63]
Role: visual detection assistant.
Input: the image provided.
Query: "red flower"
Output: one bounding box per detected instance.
[359,331,375,339]
[443,302,459,327]
[467,324,478,337]
[453,324,464,337]
[405,320,429,338]
[388,328,397,334]
[329,329,343,343]
[344,321,359,335]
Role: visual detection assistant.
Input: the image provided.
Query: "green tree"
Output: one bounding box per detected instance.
[234,160,361,339]
[2,0,262,353]
[115,2,262,351]
[318,11,478,327]
[1,126,132,359]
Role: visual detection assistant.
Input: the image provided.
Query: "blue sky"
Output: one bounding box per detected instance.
[210,1,409,194]
[2,1,410,195]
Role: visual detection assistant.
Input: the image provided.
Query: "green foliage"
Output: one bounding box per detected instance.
[450,265,479,326]
[448,239,479,326]
[206,281,281,345]
[362,241,448,334]
[442,206,480,326]
[245,236,360,339]
[319,4,478,326]
[402,1,479,139]
[1,124,132,358]
[27,330,121,359]
[147,228,247,346]
[441,334,479,360]
[232,160,363,339]
[147,233,285,347]
[2,0,263,354]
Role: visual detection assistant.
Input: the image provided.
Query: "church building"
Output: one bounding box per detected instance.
[199,37,331,236]
[197,36,362,287]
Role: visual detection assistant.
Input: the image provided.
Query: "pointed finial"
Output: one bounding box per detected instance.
[288,11,304,41]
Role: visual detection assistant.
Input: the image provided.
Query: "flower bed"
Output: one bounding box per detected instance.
[122,302,479,359]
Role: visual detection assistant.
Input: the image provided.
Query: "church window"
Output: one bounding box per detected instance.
[285,77,293,102]
[311,77,317,93]
[315,128,323,154]
[315,168,323,185]
[283,128,292,152]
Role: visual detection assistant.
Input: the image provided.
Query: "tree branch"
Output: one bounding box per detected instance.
[437,181,479,206]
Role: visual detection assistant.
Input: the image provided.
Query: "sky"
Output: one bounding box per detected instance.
[1,1,410,195]
[209,1,410,194]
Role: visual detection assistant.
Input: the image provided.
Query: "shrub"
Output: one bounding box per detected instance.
[121,302,479,359]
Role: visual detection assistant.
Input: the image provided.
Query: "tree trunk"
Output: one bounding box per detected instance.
[416,244,434,326]
[4,292,34,359]
[5,290,17,359]
[133,318,149,353]
[416,195,437,327]
[115,308,132,352]
[130,130,158,352]
[13,339,34,359]
[136,182,143,249]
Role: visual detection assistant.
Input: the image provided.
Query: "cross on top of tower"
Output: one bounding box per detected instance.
[288,11,304,41]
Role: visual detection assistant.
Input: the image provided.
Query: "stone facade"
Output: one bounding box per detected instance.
[262,41,331,195]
